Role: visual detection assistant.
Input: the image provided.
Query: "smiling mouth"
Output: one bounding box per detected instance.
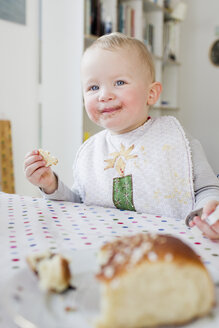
[101,106,121,114]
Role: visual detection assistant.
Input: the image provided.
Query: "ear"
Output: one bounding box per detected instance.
[147,82,162,105]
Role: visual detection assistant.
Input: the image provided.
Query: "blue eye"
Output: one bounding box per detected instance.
[116,80,125,86]
[90,85,99,91]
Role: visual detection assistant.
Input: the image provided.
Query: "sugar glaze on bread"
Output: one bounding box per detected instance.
[96,233,215,328]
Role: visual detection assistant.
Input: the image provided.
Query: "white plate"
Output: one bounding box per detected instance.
[1,249,100,328]
[1,249,219,328]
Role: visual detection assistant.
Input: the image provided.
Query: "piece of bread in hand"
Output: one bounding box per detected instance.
[26,251,72,293]
[95,233,215,328]
[38,149,58,167]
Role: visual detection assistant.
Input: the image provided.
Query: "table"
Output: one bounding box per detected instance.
[0,192,218,327]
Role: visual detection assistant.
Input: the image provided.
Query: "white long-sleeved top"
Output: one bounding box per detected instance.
[42,116,219,218]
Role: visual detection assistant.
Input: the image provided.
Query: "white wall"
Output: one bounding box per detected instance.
[178,0,219,174]
[0,0,84,197]
[41,0,84,190]
[0,0,39,196]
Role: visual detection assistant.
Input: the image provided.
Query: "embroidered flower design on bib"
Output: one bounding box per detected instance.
[104,144,137,211]
[104,144,137,177]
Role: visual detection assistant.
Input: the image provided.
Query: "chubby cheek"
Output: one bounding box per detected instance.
[123,93,137,109]
[122,88,146,113]
[84,98,100,124]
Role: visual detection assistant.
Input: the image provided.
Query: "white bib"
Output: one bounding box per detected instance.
[74,116,195,219]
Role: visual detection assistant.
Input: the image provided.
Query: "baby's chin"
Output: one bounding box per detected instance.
[96,119,123,133]
[100,119,148,134]
[103,124,137,135]
[94,113,144,134]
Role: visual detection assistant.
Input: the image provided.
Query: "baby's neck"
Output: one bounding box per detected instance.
[109,116,151,135]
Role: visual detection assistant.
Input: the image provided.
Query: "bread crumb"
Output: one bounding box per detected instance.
[39,149,58,167]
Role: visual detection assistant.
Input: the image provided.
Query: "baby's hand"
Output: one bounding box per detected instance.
[190,200,219,240]
[24,149,58,194]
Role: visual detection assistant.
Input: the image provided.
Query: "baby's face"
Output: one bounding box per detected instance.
[81,47,152,134]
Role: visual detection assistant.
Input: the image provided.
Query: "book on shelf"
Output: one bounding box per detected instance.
[85,0,116,38]
[125,6,131,36]
[118,3,125,34]
[85,0,105,37]
[90,0,100,36]
[118,3,135,37]
[84,0,91,35]
[130,7,135,37]
[144,23,154,53]
[163,21,179,62]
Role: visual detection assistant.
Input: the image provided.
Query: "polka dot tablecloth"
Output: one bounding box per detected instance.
[0,192,218,327]
[0,192,218,280]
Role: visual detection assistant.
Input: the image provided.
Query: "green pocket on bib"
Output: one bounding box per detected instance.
[113,175,135,211]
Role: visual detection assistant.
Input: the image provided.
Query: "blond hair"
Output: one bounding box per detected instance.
[84,32,155,82]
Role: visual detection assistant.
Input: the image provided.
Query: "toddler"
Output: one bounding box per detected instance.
[24,33,219,240]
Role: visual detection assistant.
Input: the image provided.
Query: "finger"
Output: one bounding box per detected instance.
[202,200,219,220]
[31,166,51,181]
[24,154,44,170]
[24,149,39,159]
[189,220,196,227]
[193,216,219,240]
[210,220,219,234]
[25,160,46,178]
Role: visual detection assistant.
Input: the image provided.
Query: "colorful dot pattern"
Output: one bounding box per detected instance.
[0,192,218,280]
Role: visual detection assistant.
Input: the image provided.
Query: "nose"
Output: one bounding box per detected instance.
[98,87,115,102]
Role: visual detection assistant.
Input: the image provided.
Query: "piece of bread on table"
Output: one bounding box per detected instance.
[38,149,58,167]
[95,233,215,328]
[26,251,72,293]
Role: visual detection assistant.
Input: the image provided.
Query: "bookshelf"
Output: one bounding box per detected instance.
[83,0,184,138]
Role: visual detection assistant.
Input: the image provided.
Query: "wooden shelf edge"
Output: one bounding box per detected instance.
[153,106,180,110]
[163,59,181,66]
[152,54,163,61]
[143,0,164,12]
[84,34,99,41]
